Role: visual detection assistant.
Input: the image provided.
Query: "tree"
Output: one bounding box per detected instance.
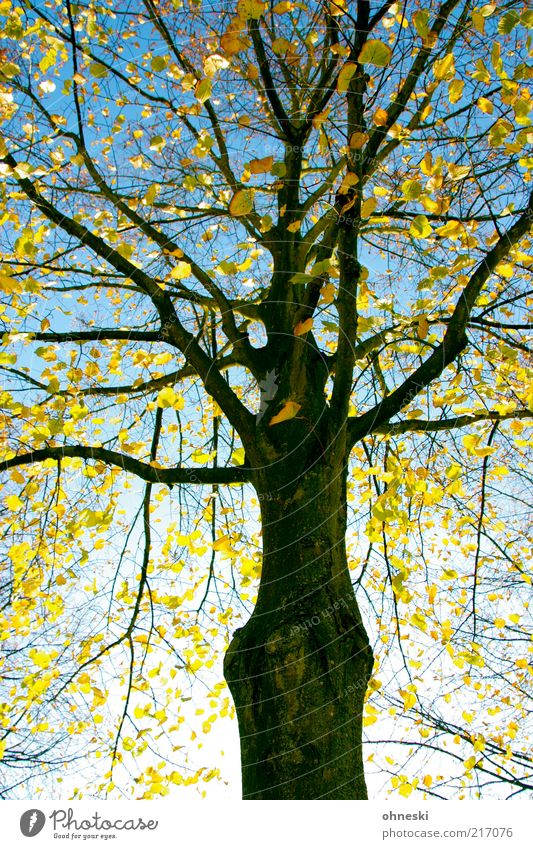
[0,0,532,800]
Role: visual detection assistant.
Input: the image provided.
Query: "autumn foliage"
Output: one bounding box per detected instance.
[0,0,532,799]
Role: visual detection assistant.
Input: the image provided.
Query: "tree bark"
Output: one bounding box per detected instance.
[224,464,374,799]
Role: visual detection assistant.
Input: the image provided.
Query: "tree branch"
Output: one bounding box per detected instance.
[371,409,533,436]
[24,330,162,344]
[249,19,297,143]
[0,147,257,440]
[349,190,533,444]
[0,445,250,486]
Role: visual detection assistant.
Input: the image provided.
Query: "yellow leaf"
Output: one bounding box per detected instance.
[402,691,416,710]
[271,37,292,56]
[402,179,422,199]
[477,96,493,114]
[149,135,166,153]
[89,62,108,79]
[213,534,231,551]
[229,189,254,216]
[320,283,336,304]
[409,215,432,239]
[398,782,413,798]
[423,775,433,788]
[349,132,369,149]
[0,61,20,78]
[488,118,513,147]
[294,318,313,336]
[447,163,470,181]
[144,183,160,205]
[495,262,514,279]
[273,1,292,11]
[433,53,456,81]
[338,171,359,193]
[157,387,185,410]
[171,261,192,280]
[361,197,377,217]
[413,10,430,38]
[237,0,266,19]
[472,9,485,33]
[328,0,346,15]
[248,155,274,174]
[287,219,302,233]
[417,316,429,339]
[221,21,250,55]
[373,108,388,126]
[203,54,229,77]
[151,56,167,72]
[448,79,464,104]
[337,63,358,94]
[358,40,392,68]
[269,400,301,426]
[436,219,462,240]
[462,710,474,723]
[195,78,212,103]
[6,494,23,511]
[462,434,496,457]
[312,108,331,130]
[0,271,22,292]
[29,649,52,670]
[231,447,246,466]
[191,449,216,464]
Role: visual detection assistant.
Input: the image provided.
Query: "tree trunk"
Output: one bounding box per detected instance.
[224,464,374,799]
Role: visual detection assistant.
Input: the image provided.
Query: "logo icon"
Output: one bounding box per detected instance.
[20,810,46,837]
[257,369,279,423]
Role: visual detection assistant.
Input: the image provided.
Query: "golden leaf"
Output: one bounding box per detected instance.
[237,0,266,20]
[287,220,302,232]
[417,315,429,339]
[171,261,192,280]
[157,387,185,410]
[312,108,331,130]
[433,53,456,81]
[337,63,358,93]
[294,318,313,336]
[361,197,377,218]
[349,132,369,149]
[195,78,212,103]
[269,401,301,426]
[410,215,432,239]
[248,155,274,174]
[229,189,254,216]
[203,54,229,77]
[373,108,388,126]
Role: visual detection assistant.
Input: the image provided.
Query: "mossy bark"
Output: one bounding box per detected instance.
[224,465,373,799]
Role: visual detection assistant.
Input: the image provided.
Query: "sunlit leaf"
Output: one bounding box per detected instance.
[358,40,392,68]
[269,401,301,425]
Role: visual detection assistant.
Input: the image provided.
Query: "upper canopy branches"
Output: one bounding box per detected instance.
[0,0,531,476]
